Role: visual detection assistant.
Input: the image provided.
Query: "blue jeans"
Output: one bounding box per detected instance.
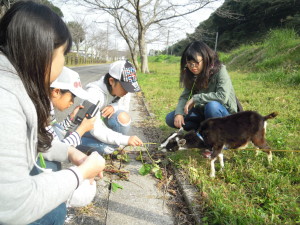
[78,110,130,155]
[166,101,230,131]
[28,203,66,225]
[29,160,66,225]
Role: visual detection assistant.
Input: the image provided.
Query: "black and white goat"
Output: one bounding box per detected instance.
[160,128,205,152]
[160,111,278,177]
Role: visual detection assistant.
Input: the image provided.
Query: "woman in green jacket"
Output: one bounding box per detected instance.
[166,41,238,131]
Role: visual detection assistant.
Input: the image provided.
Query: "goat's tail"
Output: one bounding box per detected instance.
[264,112,278,120]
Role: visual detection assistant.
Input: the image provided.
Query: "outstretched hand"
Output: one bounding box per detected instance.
[128,136,143,146]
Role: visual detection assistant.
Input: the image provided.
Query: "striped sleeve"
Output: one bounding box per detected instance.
[62,131,81,147]
[59,115,73,130]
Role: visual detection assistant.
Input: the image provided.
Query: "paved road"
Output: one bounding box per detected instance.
[70,64,110,86]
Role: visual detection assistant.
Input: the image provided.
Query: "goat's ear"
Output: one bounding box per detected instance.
[178,139,186,147]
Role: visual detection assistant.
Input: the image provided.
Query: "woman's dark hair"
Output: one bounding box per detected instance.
[0,1,72,152]
[180,41,221,91]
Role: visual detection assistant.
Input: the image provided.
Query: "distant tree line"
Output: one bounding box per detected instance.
[170,0,300,55]
[0,0,63,18]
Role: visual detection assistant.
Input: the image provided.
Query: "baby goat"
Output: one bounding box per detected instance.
[160,128,205,152]
[160,111,278,177]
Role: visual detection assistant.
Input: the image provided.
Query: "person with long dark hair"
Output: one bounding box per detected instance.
[166,41,238,131]
[0,1,105,224]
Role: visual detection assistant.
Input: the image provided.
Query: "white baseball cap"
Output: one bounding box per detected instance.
[50,67,89,100]
[109,60,141,93]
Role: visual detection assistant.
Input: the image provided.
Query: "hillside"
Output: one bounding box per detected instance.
[221,29,300,85]
[170,0,300,55]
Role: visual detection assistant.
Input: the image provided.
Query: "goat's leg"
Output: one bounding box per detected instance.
[218,153,224,171]
[210,157,217,178]
[210,146,223,178]
[252,133,272,163]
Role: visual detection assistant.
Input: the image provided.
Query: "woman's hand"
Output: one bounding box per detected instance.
[76,117,96,137]
[77,152,106,179]
[184,98,195,115]
[174,114,185,128]
[128,136,143,146]
[101,106,114,118]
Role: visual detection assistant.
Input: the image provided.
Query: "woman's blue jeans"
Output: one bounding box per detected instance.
[166,101,230,131]
[29,161,66,225]
[79,110,130,155]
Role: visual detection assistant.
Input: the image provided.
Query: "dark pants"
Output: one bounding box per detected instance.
[166,101,230,131]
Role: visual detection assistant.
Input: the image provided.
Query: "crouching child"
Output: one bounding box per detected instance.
[78,60,143,155]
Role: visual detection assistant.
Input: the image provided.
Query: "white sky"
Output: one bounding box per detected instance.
[51,0,224,51]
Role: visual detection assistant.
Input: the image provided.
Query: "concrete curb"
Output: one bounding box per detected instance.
[172,168,203,225]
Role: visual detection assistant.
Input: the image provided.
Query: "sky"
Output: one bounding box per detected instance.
[51,0,224,51]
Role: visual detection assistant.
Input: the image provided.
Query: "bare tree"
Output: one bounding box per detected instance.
[85,27,108,62]
[112,11,140,69]
[74,0,220,73]
[67,21,86,55]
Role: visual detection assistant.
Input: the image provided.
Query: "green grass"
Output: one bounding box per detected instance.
[221,29,300,86]
[137,30,300,224]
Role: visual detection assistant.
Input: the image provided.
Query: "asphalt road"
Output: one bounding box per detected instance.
[70,64,110,86]
[56,64,110,121]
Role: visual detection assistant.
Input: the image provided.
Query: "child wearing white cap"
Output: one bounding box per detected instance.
[48,66,95,147]
[77,60,143,155]
[39,66,98,208]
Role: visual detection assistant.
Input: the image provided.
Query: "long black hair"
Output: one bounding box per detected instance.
[180,41,221,90]
[0,1,72,152]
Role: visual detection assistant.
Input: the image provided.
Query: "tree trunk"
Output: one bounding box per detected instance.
[132,51,139,71]
[132,42,139,71]
[139,31,149,73]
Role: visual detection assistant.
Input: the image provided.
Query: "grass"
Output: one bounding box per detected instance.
[137,29,300,224]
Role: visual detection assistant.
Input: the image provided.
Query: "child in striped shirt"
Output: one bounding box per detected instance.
[48,66,95,147]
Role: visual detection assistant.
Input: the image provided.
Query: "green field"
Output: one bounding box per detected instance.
[138,29,300,224]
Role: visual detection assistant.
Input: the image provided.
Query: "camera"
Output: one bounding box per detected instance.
[73,100,100,124]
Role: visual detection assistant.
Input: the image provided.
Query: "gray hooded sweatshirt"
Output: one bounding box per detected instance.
[0,53,83,224]
[85,76,130,146]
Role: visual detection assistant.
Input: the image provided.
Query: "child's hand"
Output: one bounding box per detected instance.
[70,105,84,120]
[76,117,96,137]
[128,136,143,146]
[101,106,114,118]
[78,152,106,179]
